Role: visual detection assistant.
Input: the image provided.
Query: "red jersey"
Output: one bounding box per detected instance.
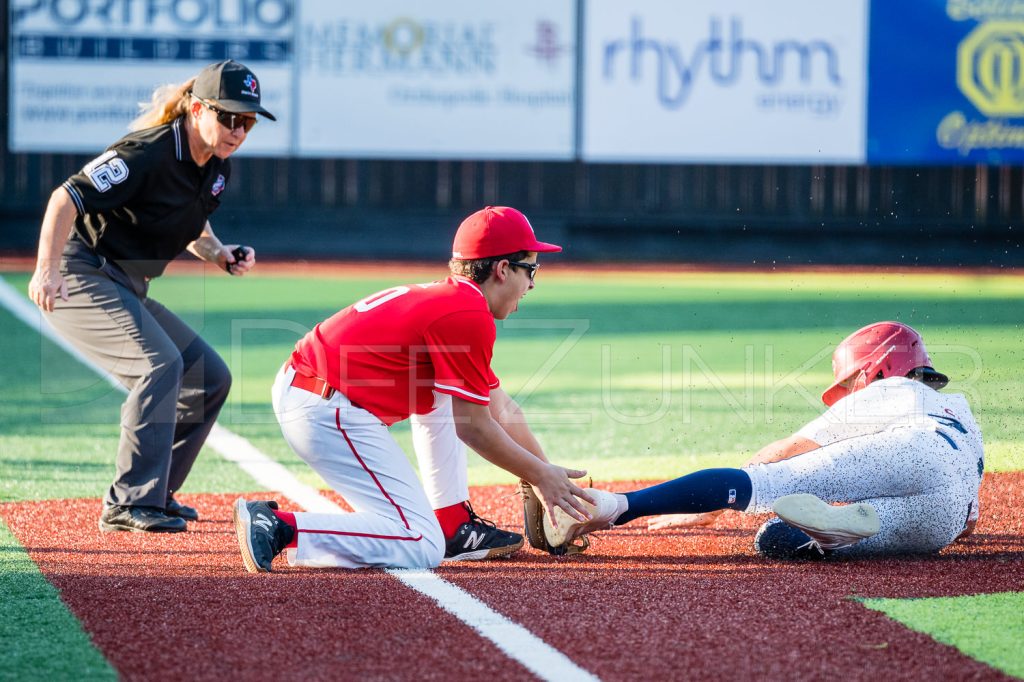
[290,276,500,425]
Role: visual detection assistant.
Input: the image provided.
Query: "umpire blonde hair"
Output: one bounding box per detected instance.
[129,77,196,132]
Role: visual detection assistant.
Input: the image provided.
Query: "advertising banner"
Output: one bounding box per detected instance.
[581,0,868,163]
[295,0,575,159]
[868,0,1024,164]
[9,0,294,155]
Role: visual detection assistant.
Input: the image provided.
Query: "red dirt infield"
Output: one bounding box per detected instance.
[2,473,1021,681]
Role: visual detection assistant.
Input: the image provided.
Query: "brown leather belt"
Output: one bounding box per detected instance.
[289,368,336,399]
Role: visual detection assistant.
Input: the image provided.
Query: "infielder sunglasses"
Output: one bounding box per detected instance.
[508,260,539,282]
[196,97,258,133]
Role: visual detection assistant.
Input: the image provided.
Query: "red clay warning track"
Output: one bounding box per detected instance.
[2,473,1022,681]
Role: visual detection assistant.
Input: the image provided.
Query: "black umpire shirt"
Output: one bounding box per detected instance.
[62,116,231,280]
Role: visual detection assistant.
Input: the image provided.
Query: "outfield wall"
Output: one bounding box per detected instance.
[2,2,1022,265]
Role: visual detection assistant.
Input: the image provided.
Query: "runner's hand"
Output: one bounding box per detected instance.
[648,510,726,531]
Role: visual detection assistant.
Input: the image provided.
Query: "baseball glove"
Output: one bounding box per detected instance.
[519,479,590,556]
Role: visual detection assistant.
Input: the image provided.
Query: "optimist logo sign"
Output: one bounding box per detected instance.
[957,21,1024,117]
[868,1,1024,163]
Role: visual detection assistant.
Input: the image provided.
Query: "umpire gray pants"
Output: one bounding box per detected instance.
[46,244,231,509]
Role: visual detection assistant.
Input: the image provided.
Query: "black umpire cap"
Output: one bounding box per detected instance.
[192,60,276,120]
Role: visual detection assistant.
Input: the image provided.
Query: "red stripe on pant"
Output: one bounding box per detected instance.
[336,408,413,530]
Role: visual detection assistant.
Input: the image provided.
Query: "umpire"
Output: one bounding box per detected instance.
[27,60,275,533]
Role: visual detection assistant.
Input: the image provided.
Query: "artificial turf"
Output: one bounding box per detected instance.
[0,518,115,680]
[863,592,1024,678]
[1,267,1022,678]
[2,268,1022,500]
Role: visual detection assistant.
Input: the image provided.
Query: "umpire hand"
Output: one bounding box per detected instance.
[223,245,256,276]
[29,265,69,312]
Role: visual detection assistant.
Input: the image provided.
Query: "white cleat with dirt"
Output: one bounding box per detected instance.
[543,488,624,547]
[773,493,880,550]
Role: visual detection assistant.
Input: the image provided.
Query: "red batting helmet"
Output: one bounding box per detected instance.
[821,321,949,407]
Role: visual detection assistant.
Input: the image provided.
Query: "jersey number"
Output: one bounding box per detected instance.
[354,286,410,312]
[85,151,129,192]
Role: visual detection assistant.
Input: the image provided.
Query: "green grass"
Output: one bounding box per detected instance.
[6,265,1021,492]
[3,269,1023,497]
[0,299,257,503]
[0,519,115,680]
[1,268,1022,678]
[862,593,1024,678]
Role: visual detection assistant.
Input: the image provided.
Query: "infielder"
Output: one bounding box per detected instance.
[545,322,983,558]
[233,206,595,572]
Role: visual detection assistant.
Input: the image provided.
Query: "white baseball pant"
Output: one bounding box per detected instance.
[272,365,465,569]
[743,427,978,555]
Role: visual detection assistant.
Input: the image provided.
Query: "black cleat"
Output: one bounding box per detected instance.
[753,517,829,560]
[165,495,199,521]
[444,504,524,561]
[233,498,294,573]
[99,505,187,533]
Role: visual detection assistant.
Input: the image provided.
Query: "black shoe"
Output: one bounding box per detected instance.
[444,504,524,561]
[753,518,829,560]
[233,498,294,573]
[99,505,187,533]
[166,496,199,521]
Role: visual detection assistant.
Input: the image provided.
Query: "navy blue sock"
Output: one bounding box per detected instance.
[615,468,752,526]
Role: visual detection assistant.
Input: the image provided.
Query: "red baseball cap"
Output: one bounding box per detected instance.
[452,206,562,259]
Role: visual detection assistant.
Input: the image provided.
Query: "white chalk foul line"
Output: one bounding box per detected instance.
[0,275,599,682]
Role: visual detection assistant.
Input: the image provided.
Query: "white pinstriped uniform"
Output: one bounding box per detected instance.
[744,378,984,555]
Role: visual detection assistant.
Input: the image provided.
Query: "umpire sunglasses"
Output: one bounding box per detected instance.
[507,260,540,282]
[196,97,258,133]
